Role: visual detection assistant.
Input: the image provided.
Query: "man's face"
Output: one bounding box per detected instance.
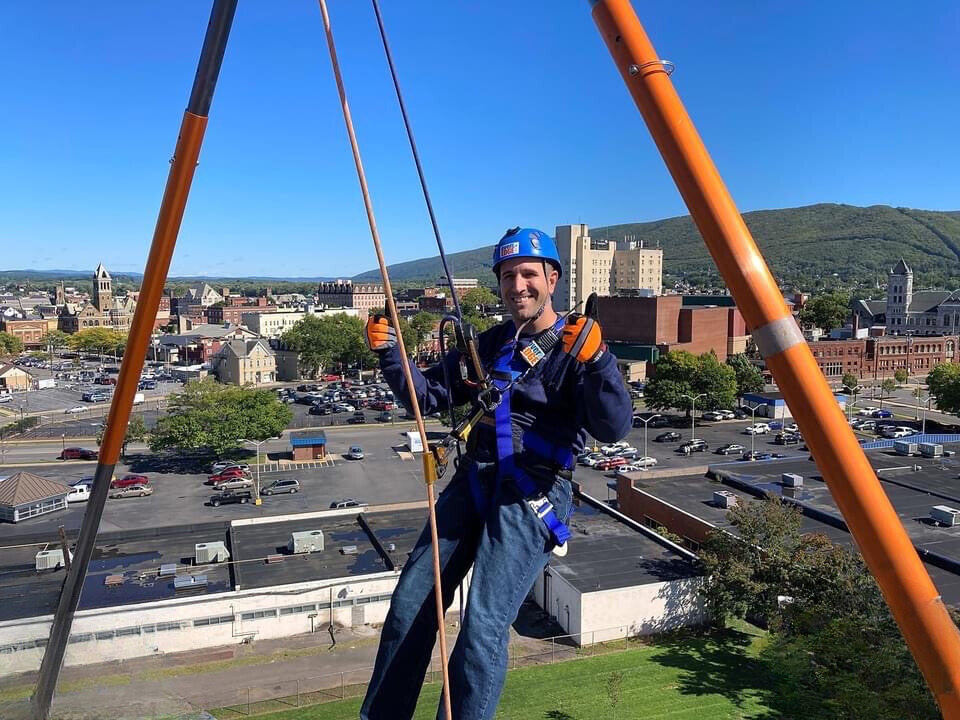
[498,259,559,324]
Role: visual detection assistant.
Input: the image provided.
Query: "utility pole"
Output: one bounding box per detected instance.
[634,414,661,464]
[681,393,706,441]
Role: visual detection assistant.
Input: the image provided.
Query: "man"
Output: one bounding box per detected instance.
[360,227,632,720]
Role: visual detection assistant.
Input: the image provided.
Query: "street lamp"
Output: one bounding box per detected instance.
[61,433,65,458]
[633,414,662,465]
[744,402,760,458]
[243,436,281,506]
[920,396,935,436]
[681,393,706,441]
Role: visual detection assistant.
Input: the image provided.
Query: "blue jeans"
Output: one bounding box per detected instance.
[360,461,573,720]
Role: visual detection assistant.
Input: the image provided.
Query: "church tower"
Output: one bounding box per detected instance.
[886,258,913,332]
[93,263,112,313]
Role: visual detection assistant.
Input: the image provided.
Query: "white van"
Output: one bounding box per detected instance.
[405,431,424,453]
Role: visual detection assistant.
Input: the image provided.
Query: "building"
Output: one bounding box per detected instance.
[556,224,616,312]
[0,363,33,392]
[211,339,276,385]
[555,224,664,312]
[853,258,960,336]
[807,335,959,380]
[317,281,385,315]
[0,472,71,524]
[290,430,327,461]
[157,324,257,366]
[241,307,363,338]
[58,264,135,333]
[0,318,47,349]
[447,277,479,295]
[206,299,275,326]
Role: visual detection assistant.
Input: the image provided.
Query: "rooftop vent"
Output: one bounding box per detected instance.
[341,545,358,555]
[195,541,230,564]
[713,490,738,509]
[930,506,960,527]
[174,574,208,590]
[781,473,803,488]
[158,563,177,578]
[290,530,325,554]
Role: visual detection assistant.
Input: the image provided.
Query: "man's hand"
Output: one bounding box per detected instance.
[561,314,605,364]
[365,315,397,352]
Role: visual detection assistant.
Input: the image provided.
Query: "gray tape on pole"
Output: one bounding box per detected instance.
[752,315,805,359]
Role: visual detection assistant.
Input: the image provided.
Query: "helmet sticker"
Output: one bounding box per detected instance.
[530,233,540,249]
[500,241,520,259]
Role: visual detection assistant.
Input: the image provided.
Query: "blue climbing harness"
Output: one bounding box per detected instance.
[468,319,572,549]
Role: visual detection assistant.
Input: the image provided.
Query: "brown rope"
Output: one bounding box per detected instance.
[314,1,453,717]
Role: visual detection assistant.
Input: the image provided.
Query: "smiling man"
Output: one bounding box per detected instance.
[361,227,632,720]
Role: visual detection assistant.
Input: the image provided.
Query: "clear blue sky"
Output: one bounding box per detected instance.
[1,1,958,278]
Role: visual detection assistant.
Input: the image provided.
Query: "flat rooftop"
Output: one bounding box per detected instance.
[550,495,699,594]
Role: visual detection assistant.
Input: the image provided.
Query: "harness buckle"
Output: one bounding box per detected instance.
[527,495,554,520]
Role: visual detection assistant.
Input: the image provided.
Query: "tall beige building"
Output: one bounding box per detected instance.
[555,224,615,312]
[555,224,662,311]
[613,244,663,296]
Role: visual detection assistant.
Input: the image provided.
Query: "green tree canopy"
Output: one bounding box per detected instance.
[841,372,860,393]
[927,363,960,414]
[40,329,70,351]
[409,312,439,353]
[894,368,908,385]
[68,327,125,358]
[460,286,499,311]
[149,378,292,456]
[97,416,147,458]
[726,353,765,397]
[797,291,851,332]
[0,332,24,357]
[644,350,737,413]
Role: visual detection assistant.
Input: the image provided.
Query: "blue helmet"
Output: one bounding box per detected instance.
[491,227,562,279]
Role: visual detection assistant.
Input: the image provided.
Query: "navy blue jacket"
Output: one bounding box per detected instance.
[377,319,632,464]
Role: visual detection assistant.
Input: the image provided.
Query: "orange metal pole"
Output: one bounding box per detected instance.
[589,0,960,715]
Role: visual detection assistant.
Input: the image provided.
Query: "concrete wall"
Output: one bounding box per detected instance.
[532,567,582,637]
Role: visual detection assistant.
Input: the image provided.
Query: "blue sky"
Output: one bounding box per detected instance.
[1,1,958,278]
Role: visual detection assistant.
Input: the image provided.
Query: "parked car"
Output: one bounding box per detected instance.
[262,478,300,495]
[210,489,253,506]
[774,432,802,445]
[784,423,799,433]
[768,421,783,431]
[64,406,86,414]
[346,445,365,460]
[348,412,366,424]
[871,409,893,419]
[883,426,916,438]
[856,420,877,432]
[210,460,250,474]
[309,404,332,415]
[743,423,770,435]
[701,411,726,421]
[0,394,12,404]
[109,484,153,499]
[207,469,250,485]
[330,498,367,509]
[601,441,631,456]
[647,416,670,428]
[615,463,645,475]
[654,431,681,443]
[741,451,785,461]
[218,477,254,491]
[59,447,98,460]
[858,406,879,416]
[376,411,394,422]
[138,380,157,390]
[580,454,606,467]
[631,456,658,468]
[715,443,746,455]
[595,456,630,471]
[717,410,736,420]
[111,474,149,489]
[676,439,708,453]
[66,484,91,503]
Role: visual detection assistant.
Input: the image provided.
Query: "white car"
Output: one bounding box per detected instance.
[210,460,251,474]
[66,484,90,503]
[616,463,644,475]
[744,423,770,435]
[858,407,878,416]
[581,455,606,468]
[65,406,86,414]
[600,441,630,455]
[701,411,725,421]
[632,456,658,468]
[884,426,916,439]
[613,446,639,457]
[784,423,799,433]
[0,394,11,404]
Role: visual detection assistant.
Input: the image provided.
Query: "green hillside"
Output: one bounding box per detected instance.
[352,204,960,292]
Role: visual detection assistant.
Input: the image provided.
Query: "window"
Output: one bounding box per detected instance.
[156,621,183,632]
[240,609,277,621]
[194,614,234,627]
[280,604,317,616]
[115,626,140,638]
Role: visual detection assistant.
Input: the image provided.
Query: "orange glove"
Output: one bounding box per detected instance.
[365,315,397,352]
[562,314,605,364]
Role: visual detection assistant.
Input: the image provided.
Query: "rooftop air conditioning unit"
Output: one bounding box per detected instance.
[290,530,325,554]
[930,506,960,527]
[919,443,943,458]
[35,549,66,571]
[781,473,803,488]
[159,563,177,578]
[195,541,230,564]
[894,441,917,456]
[713,490,738,509]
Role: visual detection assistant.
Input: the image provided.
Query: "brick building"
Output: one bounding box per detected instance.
[0,318,48,349]
[317,281,385,315]
[807,335,959,380]
[206,300,276,326]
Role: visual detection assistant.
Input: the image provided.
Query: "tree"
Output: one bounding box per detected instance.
[841,372,860,393]
[644,350,737,413]
[726,354,764,398]
[40,330,70,357]
[409,312,439,353]
[0,331,24,358]
[797,291,851,333]
[97,416,147,458]
[894,368,908,385]
[68,327,125,361]
[927,363,960,414]
[149,378,292,456]
[878,378,897,409]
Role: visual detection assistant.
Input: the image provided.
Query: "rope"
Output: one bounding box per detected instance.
[314,2,453,718]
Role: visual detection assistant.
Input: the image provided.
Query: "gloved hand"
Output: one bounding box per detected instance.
[365,315,397,353]
[561,314,605,364]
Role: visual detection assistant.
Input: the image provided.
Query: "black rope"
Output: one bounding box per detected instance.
[370,0,464,321]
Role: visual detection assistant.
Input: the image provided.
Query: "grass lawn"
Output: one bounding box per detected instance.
[211,624,777,720]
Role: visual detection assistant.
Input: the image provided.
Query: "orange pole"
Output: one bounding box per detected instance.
[589,0,960,715]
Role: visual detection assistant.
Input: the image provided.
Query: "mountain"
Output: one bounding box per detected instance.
[352,204,960,291]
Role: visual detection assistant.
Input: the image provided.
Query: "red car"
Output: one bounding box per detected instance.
[595,457,629,471]
[59,447,98,461]
[207,469,251,485]
[111,473,149,489]
[322,374,340,382]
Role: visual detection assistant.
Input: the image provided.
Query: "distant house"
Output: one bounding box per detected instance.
[157,323,257,365]
[212,339,276,386]
[0,472,71,523]
[0,363,32,392]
